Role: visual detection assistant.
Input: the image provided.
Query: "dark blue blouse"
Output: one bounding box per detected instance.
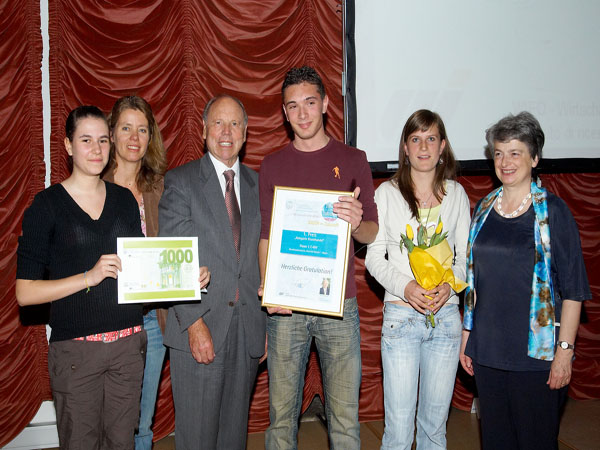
[465,193,590,371]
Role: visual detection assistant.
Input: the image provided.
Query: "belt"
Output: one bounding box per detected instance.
[73,325,143,343]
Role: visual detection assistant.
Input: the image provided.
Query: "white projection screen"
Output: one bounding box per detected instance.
[354,0,600,164]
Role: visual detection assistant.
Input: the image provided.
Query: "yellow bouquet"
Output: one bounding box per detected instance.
[400,218,467,327]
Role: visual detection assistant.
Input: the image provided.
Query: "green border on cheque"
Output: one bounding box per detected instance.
[123,290,197,301]
[123,240,194,249]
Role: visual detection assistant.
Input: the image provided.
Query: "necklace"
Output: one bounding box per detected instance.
[418,191,434,207]
[497,190,531,218]
[418,191,435,226]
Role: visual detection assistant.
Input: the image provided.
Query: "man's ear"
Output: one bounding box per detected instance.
[282,104,289,122]
[322,95,329,114]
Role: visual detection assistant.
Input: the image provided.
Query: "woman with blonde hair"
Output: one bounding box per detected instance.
[104,95,209,449]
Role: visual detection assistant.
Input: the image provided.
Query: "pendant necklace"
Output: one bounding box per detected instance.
[419,191,434,225]
[419,191,434,207]
[497,190,531,218]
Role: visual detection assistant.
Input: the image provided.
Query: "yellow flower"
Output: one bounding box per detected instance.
[406,224,414,240]
[435,220,443,235]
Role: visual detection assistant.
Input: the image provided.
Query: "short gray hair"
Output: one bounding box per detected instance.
[485,111,545,159]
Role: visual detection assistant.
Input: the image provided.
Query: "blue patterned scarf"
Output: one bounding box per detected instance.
[463,181,556,360]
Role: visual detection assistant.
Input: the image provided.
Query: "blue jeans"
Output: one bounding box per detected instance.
[135,310,167,450]
[380,303,461,450]
[265,298,361,450]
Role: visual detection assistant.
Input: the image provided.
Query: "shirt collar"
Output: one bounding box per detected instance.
[207,152,240,179]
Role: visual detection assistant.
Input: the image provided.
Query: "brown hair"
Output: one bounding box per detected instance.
[107,95,167,192]
[391,109,457,219]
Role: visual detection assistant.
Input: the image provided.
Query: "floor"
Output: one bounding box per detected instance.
[149,397,600,450]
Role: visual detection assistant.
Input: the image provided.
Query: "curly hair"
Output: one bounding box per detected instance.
[281,66,326,100]
[107,96,167,192]
[485,111,545,160]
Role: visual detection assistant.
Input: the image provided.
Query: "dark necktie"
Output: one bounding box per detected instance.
[224,170,241,260]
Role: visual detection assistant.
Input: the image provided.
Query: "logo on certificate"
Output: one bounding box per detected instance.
[321,202,337,222]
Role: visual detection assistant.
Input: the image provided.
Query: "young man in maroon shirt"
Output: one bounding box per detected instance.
[258,66,378,450]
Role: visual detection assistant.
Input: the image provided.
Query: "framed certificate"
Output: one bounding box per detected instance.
[117,237,201,303]
[262,187,353,317]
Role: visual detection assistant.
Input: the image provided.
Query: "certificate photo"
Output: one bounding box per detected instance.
[117,237,201,303]
[262,187,352,317]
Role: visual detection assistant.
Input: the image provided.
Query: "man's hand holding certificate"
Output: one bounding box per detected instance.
[117,237,202,303]
[262,187,353,317]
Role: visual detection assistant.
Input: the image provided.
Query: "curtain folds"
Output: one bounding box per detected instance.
[49,0,344,182]
[46,0,344,439]
[0,0,49,446]
[538,173,600,400]
[1,0,598,445]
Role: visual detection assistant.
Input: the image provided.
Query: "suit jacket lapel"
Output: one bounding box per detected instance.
[239,165,258,268]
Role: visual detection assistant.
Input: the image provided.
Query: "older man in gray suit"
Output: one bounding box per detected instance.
[159,94,266,450]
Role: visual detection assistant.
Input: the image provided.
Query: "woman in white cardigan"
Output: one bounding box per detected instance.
[366,110,470,450]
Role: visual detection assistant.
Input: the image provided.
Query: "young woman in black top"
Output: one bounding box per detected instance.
[16,105,145,449]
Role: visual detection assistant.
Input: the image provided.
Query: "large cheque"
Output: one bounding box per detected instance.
[262,187,352,317]
[117,237,201,304]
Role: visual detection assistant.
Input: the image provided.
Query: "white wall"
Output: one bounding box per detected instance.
[3,402,58,450]
[355,0,600,162]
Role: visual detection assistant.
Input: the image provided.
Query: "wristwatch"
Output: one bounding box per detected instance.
[557,341,575,351]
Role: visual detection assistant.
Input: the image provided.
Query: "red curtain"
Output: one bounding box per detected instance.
[538,173,600,400]
[0,0,51,446]
[48,0,344,182]
[1,0,599,445]
[46,0,344,440]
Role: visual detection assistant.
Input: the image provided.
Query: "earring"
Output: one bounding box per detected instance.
[404,155,410,165]
[438,157,444,165]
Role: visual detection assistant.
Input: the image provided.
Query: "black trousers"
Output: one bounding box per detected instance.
[473,362,568,450]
